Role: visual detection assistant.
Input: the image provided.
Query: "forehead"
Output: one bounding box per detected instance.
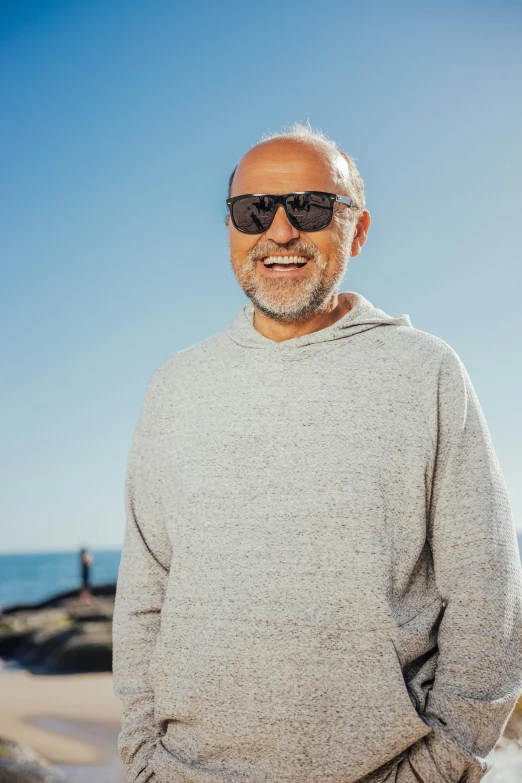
[231,138,350,197]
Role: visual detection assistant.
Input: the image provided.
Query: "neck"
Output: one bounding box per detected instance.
[252,292,352,342]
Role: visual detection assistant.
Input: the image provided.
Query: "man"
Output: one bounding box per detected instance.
[112,124,522,783]
[79,546,94,601]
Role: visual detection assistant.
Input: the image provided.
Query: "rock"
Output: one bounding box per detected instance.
[66,596,114,622]
[0,631,33,659]
[0,735,67,781]
[16,625,77,671]
[0,734,57,768]
[0,762,65,782]
[45,620,113,674]
[0,584,116,617]
[0,588,115,674]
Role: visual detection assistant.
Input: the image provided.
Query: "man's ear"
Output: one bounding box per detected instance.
[224,214,230,226]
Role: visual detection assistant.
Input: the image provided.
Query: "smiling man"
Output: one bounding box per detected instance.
[225,135,368,336]
[112,124,522,783]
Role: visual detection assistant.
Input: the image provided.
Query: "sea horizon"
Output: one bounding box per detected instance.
[0,548,123,611]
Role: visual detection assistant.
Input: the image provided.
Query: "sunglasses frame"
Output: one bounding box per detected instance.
[226,191,354,234]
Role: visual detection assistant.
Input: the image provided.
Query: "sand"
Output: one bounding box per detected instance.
[0,664,121,765]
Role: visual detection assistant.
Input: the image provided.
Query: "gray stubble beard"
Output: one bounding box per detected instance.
[231,232,353,324]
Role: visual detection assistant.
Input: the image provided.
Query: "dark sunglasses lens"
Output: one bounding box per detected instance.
[232,196,276,233]
[286,192,332,230]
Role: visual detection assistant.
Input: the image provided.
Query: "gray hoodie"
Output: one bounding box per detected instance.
[112,290,522,783]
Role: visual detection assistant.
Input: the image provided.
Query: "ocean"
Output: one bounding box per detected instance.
[1,538,522,612]
[0,549,122,610]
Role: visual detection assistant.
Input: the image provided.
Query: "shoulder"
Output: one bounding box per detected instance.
[373,325,475,440]
[132,331,226,431]
[144,330,229,400]
[375,323,468,385]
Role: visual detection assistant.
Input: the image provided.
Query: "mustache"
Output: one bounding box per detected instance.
[247,239,320,263]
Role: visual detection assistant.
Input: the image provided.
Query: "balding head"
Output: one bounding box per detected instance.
[227,123,366,221]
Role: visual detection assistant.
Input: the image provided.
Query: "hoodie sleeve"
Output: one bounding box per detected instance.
[112,365,172,783]
[407,347,522,783]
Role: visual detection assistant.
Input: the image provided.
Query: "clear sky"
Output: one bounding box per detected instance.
[1,0,521,552]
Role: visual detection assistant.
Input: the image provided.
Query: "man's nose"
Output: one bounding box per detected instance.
[264,204,300,243]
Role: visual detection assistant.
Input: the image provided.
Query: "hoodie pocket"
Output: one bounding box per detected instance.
[152,618,432,783]
[318,629,432,780]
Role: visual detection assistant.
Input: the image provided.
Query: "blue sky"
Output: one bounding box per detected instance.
[1,0,521,552]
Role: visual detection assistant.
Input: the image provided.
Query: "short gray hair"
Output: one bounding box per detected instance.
[227,122,366,221]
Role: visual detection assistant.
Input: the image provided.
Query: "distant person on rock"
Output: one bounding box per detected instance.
[79,547,94,601]
[112,123,522,783]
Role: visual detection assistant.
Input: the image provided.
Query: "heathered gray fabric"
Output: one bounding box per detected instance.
[112,290,522,783]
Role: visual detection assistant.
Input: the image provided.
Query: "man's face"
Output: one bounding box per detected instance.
[227,139,360,324]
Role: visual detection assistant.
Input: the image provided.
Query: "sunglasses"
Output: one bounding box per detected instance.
[226,191,353,234]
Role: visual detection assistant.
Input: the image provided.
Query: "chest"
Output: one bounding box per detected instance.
[159,349,431,548]
[157,348,433,624]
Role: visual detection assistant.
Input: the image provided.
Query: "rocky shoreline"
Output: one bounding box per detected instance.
[0,585,117,781]
[0,734,67,782]
[0,584,115,676]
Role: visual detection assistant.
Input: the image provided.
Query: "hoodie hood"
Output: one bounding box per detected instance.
[224,291,412,360]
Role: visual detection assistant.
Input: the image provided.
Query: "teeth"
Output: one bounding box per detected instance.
[263,255,308,265]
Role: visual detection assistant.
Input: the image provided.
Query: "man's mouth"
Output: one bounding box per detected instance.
[260,255,309,271]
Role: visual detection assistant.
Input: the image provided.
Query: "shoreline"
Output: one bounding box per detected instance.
[28,715,124,783]
[0,667,122,768]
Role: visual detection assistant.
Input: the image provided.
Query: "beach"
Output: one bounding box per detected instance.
[0,665,123,782]
[0,578,123,781]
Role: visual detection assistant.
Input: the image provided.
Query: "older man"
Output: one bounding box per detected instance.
[112,125,522,783]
